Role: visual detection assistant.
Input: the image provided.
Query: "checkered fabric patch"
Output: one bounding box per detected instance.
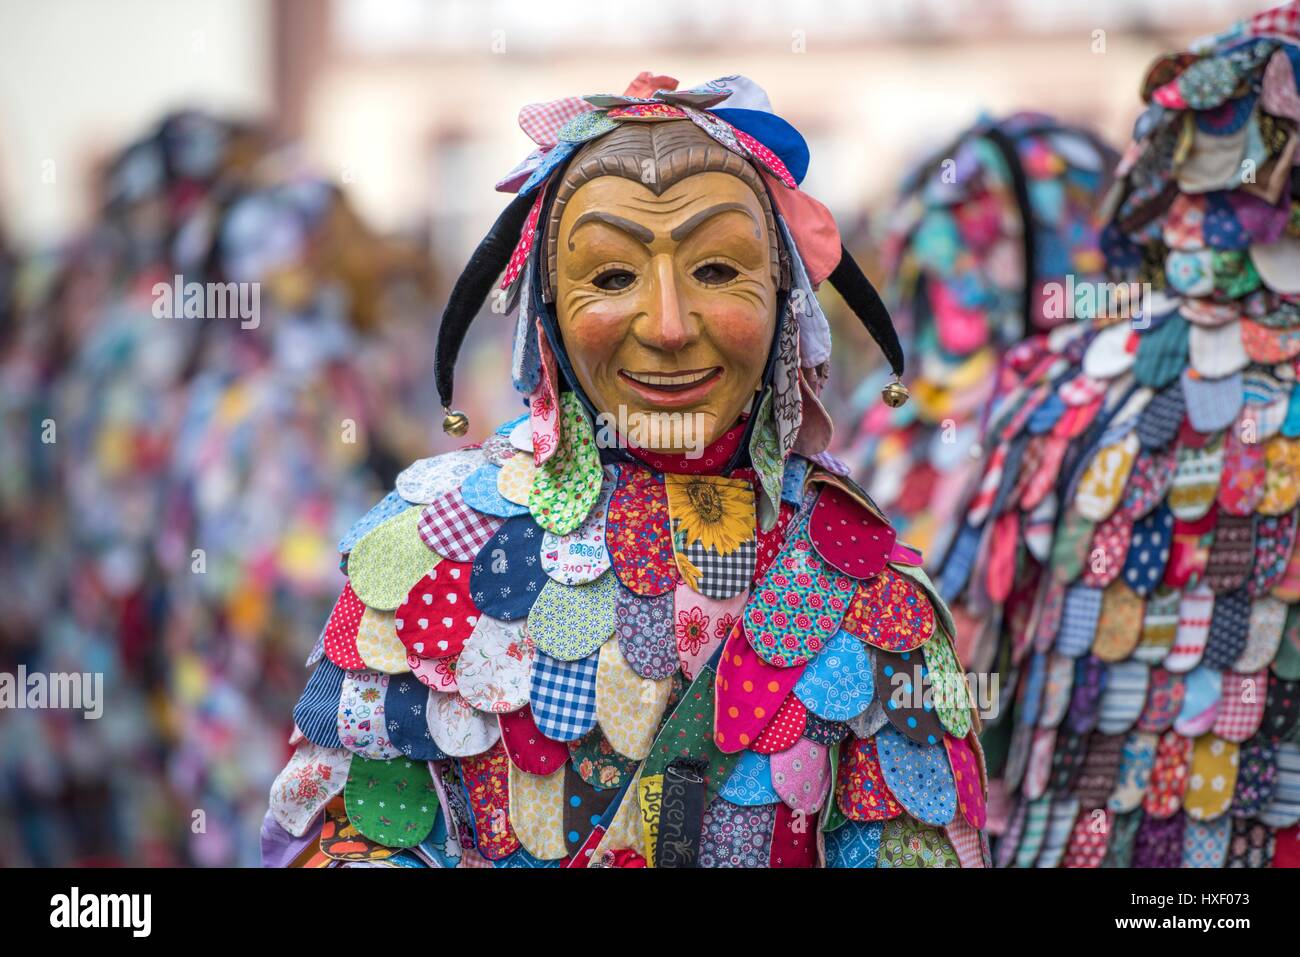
[682,538,756,600]
[1247,1,1299,40]
[518,96,594,146]
[529,649,599,742]
[418,489,503,563]
[1213,669,1267,743]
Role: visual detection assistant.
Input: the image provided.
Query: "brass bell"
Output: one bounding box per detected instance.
[881,377,909,408]
[442,408,470,437]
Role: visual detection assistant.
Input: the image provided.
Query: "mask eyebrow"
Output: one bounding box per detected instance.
[567,211,654,248]
[669,202,757,242]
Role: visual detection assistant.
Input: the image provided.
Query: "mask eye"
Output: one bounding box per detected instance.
[593,268,636,291]
[693,262,738,285]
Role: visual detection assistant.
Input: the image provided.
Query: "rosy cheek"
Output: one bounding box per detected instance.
[702,303,772,364]
[563,301,627,365]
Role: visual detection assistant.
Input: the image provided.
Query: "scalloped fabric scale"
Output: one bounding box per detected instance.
[394,562,479,659]
[792,629,874,721]
[396,449,484,505]
[770,737,831,813]
[875,724,958,826]
[807,482,897,578]
[455,616,533,714]
[606,466,679,596]
[594,638,674,760]
[470,514,548,621]
[673,586,745,682]
[836,735,903,821]
[426,689,501,757]
[354,607,409,674]
[528,649,599,743]
[461,464,528,518]
[337,670,399,759]
[499,705,569,775]
[507,762,567,860]
[744,507,855,667]
[343,755,439,848]
[530,392,602,535]
[270,740,352,837]
[714,619,806,753]
[527,572,618,661]
[720,751,780,806]
[347,507,441,611]
[540,466,615,585]
[417,489,503,563]
[614,587,677,680]
[323,583,368,670]
[842,566,936,652]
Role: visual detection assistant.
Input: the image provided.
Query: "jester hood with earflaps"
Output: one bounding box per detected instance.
[264,73,989,869]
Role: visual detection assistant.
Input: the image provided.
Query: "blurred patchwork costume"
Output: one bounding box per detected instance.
[844,114,1115,570]
[265,74,989,868]
[938,3,1300,868]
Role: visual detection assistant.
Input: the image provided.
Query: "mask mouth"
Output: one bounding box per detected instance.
[618,367,722,401]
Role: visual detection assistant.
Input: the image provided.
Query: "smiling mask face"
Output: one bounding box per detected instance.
[554,169,778,454]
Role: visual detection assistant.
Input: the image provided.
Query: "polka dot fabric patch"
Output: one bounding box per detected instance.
[806,482,897,579]
[714,619,806,753]
[875,648,946,746]
[1143,729,1193,819]
[875,725,958,827]
[323,583,367,670]
[743,508,855,667]
[394,562,479,659]
[750,693,808,754]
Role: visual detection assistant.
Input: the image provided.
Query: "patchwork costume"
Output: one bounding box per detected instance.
[264,74,989,868]
[938,3,1300,868]
[846,114,1115,569]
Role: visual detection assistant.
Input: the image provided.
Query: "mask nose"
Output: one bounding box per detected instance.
[636,254,695,353]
